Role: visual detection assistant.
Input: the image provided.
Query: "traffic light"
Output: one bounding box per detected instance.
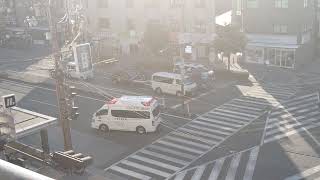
[52,150,93,174]
[65,86,79,121]
[70,106,79,120]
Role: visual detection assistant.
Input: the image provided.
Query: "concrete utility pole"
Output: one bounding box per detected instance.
[48,0,73,150]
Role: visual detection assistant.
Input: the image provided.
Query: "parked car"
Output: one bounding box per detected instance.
[151,72,197,97]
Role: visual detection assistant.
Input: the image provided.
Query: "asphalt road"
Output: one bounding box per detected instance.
[3,47,320,179]
[0,78,244,175]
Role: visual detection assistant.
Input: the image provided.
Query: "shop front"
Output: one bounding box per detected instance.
[246,45,296,68]
[245,34,299,69]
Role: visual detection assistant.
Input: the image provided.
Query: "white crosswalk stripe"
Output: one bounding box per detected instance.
[169,147,260,180]
[284,164,320,180]
[105,85,295,179]
[263,93,320,144]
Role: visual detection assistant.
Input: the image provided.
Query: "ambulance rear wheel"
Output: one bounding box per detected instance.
[136,126,146,134]
[99,124,109,133]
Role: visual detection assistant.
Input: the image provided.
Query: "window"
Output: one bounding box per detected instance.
[304,0,308,8]
[275,0,288,8]
[247,0,258,8]
[303,24,310,32]
[83,0,88,8]
[98,18,110,29]
[97,0,108,8]
[126,0,134,8]
[169,19,180,32]
[96,109,108,116]
[273,24,288,34]
[170,0,184,8]
[195,0,206,8]
[152,106,161,117]
[236,0,242,15]
[145,0,158,8]
[194,19,206,33]
[111,110,150,119]
[153,76,174,84]
[127,18,135,30]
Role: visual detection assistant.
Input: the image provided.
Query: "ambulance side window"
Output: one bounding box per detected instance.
[96,109,108,116]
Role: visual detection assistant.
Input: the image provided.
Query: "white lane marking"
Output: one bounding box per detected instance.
[199,117,244,128]
[120,160,171,177]
[243,147,260,180]
[264,123,320,144]
[268,111,320,128]
[266,117,320,136]
[170,131,217,145]
[208,158,225,180]
[174,171,187,180]
[214,108,257,118]
[161,113,192,121]
[191,164,206,180]
[164,135,211,149]
[191,120,235,132]
[225,153,242,180]
[186,124,230,136]
[1,79,106,102]
[147,145,195,160]
[179,127,225,141]
[222,103,262,112]
[268,108,319,124]
[139,149,188,165]
[130,155,180,171]
[28,99,57,107]
[157,140,205,154]
[284,164,320,180]
[109,166,151,180]
[208,111,255,122]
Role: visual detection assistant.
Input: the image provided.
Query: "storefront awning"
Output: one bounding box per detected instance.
[12,107,57,138]
[246,33,299,49]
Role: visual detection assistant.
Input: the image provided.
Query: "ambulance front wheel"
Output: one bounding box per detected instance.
[136,126,146,134]
[99,124,109,133]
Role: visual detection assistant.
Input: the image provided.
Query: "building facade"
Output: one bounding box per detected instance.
[82,0,215,60]
[232,0,317,69]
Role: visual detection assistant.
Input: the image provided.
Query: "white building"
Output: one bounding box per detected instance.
[82,0,215,59]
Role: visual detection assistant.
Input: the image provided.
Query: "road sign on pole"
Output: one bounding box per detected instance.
[2,94,16,109]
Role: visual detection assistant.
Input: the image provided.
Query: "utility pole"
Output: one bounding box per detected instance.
[48,0,73,151]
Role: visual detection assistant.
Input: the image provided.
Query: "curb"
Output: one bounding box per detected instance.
[1,71,108,100]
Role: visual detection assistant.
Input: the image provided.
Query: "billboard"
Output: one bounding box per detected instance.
[73,43,93,73]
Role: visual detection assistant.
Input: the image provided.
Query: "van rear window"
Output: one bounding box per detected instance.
[152,106,161,117]
[153,76,174,84]
[111,110,150,119]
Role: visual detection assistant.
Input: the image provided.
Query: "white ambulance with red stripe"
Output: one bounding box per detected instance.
[91,96,161,134]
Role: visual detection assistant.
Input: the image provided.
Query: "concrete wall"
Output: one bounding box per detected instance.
[232,0,314,35]
[84,0,215,39]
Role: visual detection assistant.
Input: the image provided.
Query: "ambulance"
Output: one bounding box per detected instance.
[91,96,161,134]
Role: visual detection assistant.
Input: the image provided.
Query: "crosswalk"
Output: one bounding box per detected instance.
[104,85,296,180]
[263,93,320,144]
[169,146,260,180]
[284,164,320,180]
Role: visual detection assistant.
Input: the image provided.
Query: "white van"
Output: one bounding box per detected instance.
[91,96,161,134]
[151,72,197,96]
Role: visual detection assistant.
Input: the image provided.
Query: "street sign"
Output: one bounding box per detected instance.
[73,43,93,73]
[2,94,16,109]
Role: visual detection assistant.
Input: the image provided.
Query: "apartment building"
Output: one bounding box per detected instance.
[232,0,317,69]
[82,0,215,60]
